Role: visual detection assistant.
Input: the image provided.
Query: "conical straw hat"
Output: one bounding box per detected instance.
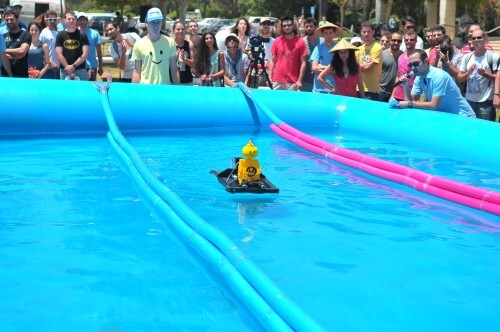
[328,38,359,54]
[314,22,342,37]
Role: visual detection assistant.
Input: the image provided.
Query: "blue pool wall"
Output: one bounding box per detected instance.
[1,78,499,166]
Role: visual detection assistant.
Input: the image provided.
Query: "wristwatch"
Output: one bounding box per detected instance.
[408,101,413,108]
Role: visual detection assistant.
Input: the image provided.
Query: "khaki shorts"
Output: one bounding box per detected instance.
[272,82,299,91]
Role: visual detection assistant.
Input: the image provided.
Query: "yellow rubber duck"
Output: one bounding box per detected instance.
[237,140,261,184]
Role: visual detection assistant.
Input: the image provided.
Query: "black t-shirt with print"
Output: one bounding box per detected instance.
[1,29,32,77]
[56,30,89,70]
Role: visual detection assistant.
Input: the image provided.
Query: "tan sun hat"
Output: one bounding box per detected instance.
[328,38,359,53]
[314,22,342,37]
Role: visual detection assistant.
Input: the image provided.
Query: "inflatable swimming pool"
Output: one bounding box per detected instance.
[1,78,499,330]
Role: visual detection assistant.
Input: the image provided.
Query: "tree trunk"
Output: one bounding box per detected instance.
[340,5,345,30]
[363,0,372,22]
[385,0,394,22]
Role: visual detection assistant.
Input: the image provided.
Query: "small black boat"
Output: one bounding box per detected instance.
[210,158,279,194]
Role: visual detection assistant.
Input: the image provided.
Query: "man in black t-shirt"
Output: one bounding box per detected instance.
[55,11,89,80]
[1,10,31,77]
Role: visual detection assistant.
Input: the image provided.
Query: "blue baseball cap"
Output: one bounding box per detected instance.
[146,7,163,22]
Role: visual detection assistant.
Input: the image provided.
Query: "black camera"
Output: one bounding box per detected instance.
[437,36,453,59]
[249,36,263,48]
[249,36,265,61]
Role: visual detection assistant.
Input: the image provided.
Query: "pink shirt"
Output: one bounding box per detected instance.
[270,36,307,84]
[393,53,416,101]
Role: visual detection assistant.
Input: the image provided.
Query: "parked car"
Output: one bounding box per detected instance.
[134,16,174,35]
[87,13,115,36]
[247,16,279,35]
[206,19,235,33]
[197,18,218,33]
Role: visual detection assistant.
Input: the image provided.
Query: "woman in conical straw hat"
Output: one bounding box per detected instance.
[318,38,365,98]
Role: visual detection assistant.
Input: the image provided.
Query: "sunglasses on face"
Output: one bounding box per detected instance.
[470,36,483,41]
[261,22,270,26]
[408,61,421,68]
[405,25,415,29]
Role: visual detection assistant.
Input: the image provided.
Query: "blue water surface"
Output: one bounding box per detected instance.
[0,138,261,331]
[130,126,500,331]
[1,125,499,331]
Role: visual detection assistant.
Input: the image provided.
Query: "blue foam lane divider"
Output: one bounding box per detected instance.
[237,83,283,125]
[95,83,324,332]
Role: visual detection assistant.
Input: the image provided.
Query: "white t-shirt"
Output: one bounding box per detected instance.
[459,50,499,102]
[40,28,60,66]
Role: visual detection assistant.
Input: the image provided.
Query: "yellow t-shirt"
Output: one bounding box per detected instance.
[132,35,177,84]
[356,41,382,93]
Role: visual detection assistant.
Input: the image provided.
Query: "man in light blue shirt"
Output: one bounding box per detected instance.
[396,49,475,117]
[77,13,103,80]
[310,22,340,93]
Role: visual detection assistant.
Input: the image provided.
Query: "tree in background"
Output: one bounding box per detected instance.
[329,0,350,30]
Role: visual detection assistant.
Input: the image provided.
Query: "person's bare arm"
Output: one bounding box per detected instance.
[170,55,180,84]
[132,60,142,83]
[0,51,12,76]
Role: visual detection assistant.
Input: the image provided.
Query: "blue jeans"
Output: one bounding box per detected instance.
[60,68,88,81]
[42,68,61,79]
[467,100,495,121]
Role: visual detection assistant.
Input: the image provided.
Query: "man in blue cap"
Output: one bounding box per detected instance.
[132,7,179,84]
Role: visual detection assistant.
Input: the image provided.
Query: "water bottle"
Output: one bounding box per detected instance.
[177,55,185,71]
[106,71,112,84]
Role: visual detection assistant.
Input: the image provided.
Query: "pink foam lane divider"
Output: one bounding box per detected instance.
[270,123,500,216]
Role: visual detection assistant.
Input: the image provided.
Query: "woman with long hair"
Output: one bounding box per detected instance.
[230,18,250,51]
[27,21,50,78]
[318,39,365,98]
[172,21,195,85]
[193,32,225,86]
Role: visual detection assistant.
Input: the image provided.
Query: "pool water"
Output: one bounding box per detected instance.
[1,127,499,331]
[0,138,260,331]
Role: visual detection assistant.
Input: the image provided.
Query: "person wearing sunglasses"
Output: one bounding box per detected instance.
[460,24,493,56]
[39,10,60,79]
[456,29,499,121]
[378,32,403,101]
[395,49,475,118]
[399,16,423,52]
[391,30,418,102]
[268,16,307,91]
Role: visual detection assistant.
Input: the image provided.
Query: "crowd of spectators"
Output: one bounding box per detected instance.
[0,5,499,121]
